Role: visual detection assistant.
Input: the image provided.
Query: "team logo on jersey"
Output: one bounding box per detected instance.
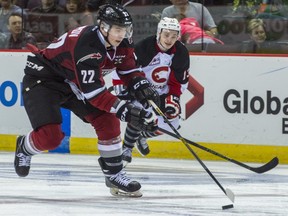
[150,57,160,66]
[152,66,169,83]
[77,53,102,64]
[114,55,126,64]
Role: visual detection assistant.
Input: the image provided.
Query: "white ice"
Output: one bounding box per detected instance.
[0,152,287,216]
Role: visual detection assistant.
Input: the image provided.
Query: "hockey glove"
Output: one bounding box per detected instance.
[165,95,181,119]
[112,84,133,100]
[115,100,158,132]
[128,76,160,109]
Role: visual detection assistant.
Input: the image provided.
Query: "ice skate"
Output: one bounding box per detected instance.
[105,171,142,197]
[14,135,32,177]
[98,157,142,197]
[135,135,150,156]
[122,146,132,167]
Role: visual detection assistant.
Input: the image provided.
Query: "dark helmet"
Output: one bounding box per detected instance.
[97,3,133,27]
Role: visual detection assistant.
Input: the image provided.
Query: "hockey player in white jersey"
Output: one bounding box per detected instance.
[112,17,190,164]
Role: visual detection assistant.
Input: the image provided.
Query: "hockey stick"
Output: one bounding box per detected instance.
[158,128,279,174]
[149,100,235,203]
[122,0,135,7]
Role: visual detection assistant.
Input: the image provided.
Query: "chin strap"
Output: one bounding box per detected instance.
[99,22,113,47]
[101,31,113,47]
[105,34,114,47]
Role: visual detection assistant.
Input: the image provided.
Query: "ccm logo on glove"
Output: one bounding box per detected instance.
[133,79,149,90]
[129,76,160,109]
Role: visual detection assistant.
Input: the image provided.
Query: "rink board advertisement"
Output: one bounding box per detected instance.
[0,52,287,162]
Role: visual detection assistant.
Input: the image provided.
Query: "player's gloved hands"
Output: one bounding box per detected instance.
[115,100,158,132]
[128,76,160,109]
[165,95,181,119]
[112,84,132,100]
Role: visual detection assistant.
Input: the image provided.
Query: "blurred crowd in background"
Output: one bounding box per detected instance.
[0,0,288,53]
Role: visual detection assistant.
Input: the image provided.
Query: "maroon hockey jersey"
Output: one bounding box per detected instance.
[26,25,143,112]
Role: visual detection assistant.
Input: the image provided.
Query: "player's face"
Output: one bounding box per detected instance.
[107,25,130,46]
[250,26,266,44]
[159,29,179,50]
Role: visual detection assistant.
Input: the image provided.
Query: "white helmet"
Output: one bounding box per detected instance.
[157,17,181,41]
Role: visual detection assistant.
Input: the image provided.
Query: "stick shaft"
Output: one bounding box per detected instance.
[149,100,234,202]
[159,127,278,174]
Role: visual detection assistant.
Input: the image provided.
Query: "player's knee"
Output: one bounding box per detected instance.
[42,130,64,150]
[107,127,120,139]
[32,124,65,150]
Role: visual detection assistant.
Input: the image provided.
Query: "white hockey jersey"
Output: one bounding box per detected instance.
[112,35,190,98]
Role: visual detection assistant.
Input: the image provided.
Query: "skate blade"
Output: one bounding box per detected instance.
[110,188,142,198]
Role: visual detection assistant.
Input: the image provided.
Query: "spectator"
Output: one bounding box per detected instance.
[241,18,283,53]
[62,0,83,33]
[58,0,86,10]
[0,0,24,34]
[28,0,65,48]
[29,0,64,20]
[80,0,104,25]
[161,0,218,38]
[27,0,42,11]
[180,17,224,44]
[3,13,36,49]
[14,0,29,9]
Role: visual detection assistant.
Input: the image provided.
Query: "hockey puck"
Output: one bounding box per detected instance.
[222,204,234,210]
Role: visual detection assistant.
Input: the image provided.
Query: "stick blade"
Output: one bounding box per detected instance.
[225,188,235,203]
[252,157,279,174]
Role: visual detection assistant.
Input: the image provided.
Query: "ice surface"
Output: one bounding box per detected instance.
[0,153,287,216]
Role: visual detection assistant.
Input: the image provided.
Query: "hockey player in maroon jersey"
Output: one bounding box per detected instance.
[111,17,190,164]
[14,3,159,197]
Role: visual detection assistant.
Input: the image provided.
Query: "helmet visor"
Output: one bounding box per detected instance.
[109,24,133,39]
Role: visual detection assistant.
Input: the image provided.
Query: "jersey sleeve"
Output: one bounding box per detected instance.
[72,30,118,112]
[168,42,190,97]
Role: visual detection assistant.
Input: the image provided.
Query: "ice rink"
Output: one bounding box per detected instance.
[0,152,287,216]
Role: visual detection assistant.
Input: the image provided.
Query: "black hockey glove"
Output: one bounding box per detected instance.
[128,76,160,109]
[115,100,158,132]
[165,95,181,119]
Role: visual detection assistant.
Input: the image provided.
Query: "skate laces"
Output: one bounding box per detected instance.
[17,153,31,167]
[110,171,131,187]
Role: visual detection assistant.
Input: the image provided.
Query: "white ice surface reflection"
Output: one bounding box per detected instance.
[0,152,287,216]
